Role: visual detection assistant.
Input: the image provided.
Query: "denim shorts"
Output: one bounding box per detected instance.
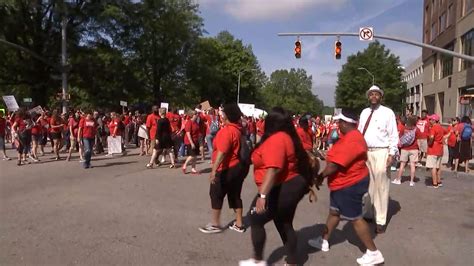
[330,176,369,220]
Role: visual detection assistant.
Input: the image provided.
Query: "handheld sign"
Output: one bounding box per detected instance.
[120,101,127,107]
[2,95,20,112]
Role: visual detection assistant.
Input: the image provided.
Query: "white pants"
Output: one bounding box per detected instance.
[363,148,390,225]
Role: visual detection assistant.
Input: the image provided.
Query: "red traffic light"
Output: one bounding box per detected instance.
[335,41,342,59]
[295,41,301,59]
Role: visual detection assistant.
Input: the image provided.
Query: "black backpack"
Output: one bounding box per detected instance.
[239,133,252,166]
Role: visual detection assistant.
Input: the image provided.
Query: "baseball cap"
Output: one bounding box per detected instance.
[366,85,384,97]
[333,109,359,124]
[428,114,440,121]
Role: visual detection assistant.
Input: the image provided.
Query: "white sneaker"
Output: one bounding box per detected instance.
[409,181,415,187]
[308,236,329,252]
[356,250,384,265]
[390,166,397,171]
[238,258,267,266]
[391,179,401,185]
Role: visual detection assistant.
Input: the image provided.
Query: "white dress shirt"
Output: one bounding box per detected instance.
[358,105,399,156]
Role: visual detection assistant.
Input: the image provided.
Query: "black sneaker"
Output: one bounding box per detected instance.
[198,224,222,234]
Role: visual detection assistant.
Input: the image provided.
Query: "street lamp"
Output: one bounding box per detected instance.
[357,67,375,86]
[237,68,258,103]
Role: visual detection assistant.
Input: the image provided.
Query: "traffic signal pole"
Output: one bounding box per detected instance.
[277,32,474,62]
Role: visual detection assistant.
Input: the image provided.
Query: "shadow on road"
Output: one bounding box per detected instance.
[93,161,138,168]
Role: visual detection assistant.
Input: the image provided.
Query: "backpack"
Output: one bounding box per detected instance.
[239,133,252,166]
[461,124,473,141]
[400,129,416,147]
[210,116,219,135]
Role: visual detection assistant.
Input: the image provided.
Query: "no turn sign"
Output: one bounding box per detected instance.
[359,27,374,41]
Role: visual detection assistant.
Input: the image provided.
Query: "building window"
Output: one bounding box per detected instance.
[441,43,454,78]
[461,30,474,70]
[447,4,454,26]
[431,23,437,42]
[425,5,430,26]
[431,0,435,17]
[439,13,446,33]
[432,55,438,82]
[463,0,473,16]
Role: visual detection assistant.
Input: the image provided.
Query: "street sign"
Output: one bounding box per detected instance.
[120,101,127,107]
[2,95,20,112]
[359,27,374,41]
[23,98,32,103]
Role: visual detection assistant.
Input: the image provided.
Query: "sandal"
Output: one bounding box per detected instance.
[169,164,176,169]
[146,163,154,169]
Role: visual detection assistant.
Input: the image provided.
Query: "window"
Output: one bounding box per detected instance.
[447,4,454,26]
[441,44,454,78]
[461,29,474,70]
[463,0,473,16]
[431,23,437,42]
[439,13,446,33]
[432,55,438,82]
[431,0,435,17]
[425,5,430,26]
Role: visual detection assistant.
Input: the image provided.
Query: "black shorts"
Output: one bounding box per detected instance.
[330,176,369,220]
[185,144,199,156]
[210,163,248,209]
[50,132,62,140]
[32,134,42,142]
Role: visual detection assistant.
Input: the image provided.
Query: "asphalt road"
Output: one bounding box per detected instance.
[1,147,473,265]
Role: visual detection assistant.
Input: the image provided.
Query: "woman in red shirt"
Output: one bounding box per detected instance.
[30,113,42,162]
[50,110,64,160]
[199,104,249,234]
[12,110,30,165]
[445,117,460,169]
[296,117,314,152]
[182,111,201,174]
[78,111,97,169]
[66,113,83,161]
[239,107,312,266]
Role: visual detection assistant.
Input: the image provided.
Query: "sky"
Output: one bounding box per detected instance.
[196,0,423,106]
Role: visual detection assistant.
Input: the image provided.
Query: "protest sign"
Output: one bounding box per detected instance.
[107,136,123,154]
[2,95,19,112]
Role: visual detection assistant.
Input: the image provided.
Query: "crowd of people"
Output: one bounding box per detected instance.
[0,84,472,266]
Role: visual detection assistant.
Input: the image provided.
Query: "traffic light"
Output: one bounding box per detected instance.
[294,40,301,59]
[335,41,342,59]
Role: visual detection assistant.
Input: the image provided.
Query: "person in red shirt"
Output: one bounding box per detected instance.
[66,113,83,162]
[426,114,444,188]
[456,116,473,173]
[0,110,11,160]
[78,111,97,169]
[199,104,249,234]
[12,110,31,165]
[309,109,384,265]
[30,113,42,162]
[168,108,182,159]
[146,106,160,154]
[255,117,265,144]
[182,110,201,174]
[416,110,430,164]
[296,117,313,152]
[49,110,65,160]
[239,107,312,266]
[392,116,421,186]
[445,117,460,169]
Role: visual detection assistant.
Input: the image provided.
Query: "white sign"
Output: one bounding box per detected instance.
[107,136,123,154]
[28,105,44,115]
[238,103,255,117]
[23,98,32,103]
[137,125,149,139]
[160,102,169,112]
[120,101,127,107]
[178,109,185,115]
[2,95,20,112]
[359,27,374,41]
[253,108,267,119]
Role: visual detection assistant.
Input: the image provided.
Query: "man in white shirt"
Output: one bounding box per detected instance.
[358,85,398,234]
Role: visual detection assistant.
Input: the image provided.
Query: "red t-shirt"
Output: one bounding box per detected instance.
[427,123,444,156]
[206,114,219,135]
[50,117,62,133]
[296,127,313,151]
[0,117,6,137]
[397,122,405,137]
[248,119,256,134]
[68,117,79,138]
[146,114,160,139]
[184,119,200,145]
[212,123,241,171]
[123,115,131,125]
[252,131,299,188]
[401,127,421,150]
[14,118,26,132]
[108,118,122,136]
[447,125,457,147]
[31,123,41,135]
[168,113,181,132]
[79,118,96,139]
[326,129,369,191]
[256,120,265,137]
[416,118,430,139]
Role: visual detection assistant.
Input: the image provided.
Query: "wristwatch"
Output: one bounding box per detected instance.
[258,194,266,199]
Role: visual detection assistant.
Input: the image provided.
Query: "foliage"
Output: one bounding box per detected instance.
[335,41,406,114]
[261,69,323,115]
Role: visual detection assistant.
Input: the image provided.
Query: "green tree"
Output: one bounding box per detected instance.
[335,41,406,113]
[260,69,323,115]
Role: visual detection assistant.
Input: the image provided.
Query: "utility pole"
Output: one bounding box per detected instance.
[61,17,68,114]
[237,68,258,104]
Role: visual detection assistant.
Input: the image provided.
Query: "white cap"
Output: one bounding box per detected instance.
[333,113,358,124]
[366,85,384,97]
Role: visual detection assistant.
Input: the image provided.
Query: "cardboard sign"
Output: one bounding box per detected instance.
[107,136,123,154]
[137,125,149,139]
[160,102,169,112]
[28,105,44,115]
[200,100,211,111]
[238,103,255,117]
[120,101,127,107]
[2,95,19,112]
